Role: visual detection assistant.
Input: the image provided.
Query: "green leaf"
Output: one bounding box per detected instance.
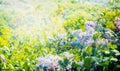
[110,57,118,62]
[108,44,117,49]
[0,32,2,35]
[116,65,120,68]
[91,56,100,63]
[72,63,81,67]
[58,58,70,68]
[93,33,101,41]
[84,57,91,68]
[86,46,92,54]
[63,58,70,68]
[0,54,6,62]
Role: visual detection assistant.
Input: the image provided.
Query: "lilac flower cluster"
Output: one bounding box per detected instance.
[36,54,62,69]
[85,21,96,34]
[114,17,120,36]
[63,52,73,59]
[72,21,117,47]
[36,52,74,70]
[96,38,108,45]
[72,21,96,47]
[114,17,120,30]
[36,20,118,70]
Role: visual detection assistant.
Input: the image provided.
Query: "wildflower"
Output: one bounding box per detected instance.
[72,30,83,41]
[50,61,57,68]
[84,38,94,46]
[114,17,120,30]
[96,38,108,45]
[36,54,62,69]
[72,29,94,47]
[85,21,96,34]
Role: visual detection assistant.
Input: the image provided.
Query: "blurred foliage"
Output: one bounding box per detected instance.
[0,0,120,71]
[0,13,13,47]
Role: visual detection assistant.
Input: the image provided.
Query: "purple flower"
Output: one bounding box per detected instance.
[114,17,120,30]
[72,29,95,47]
[36,54,62,69]
[72,30,85,41]
[96,39,108,45]
[85,21,96,34]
